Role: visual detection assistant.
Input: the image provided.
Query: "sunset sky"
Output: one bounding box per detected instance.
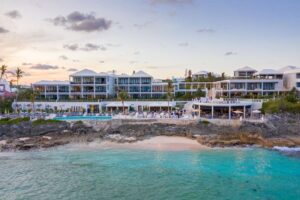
[1,0,300,84]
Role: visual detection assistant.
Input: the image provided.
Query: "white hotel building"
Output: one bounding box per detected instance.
[31,66,300,100]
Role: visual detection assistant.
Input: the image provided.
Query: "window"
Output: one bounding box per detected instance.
[129,78,140,84]
[129,86,140,92]
[263,83,276,90]
[296,74,300,79]
[95,86,106,92]
[296,82,300,88]
[141,86,151,92]
[59,86,69,92]
[141,78,151,84]
[118,78,128,84]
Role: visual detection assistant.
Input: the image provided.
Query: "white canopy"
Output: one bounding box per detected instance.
[106,102,131,107]
[252,110,261,114]
[148,102,176,107]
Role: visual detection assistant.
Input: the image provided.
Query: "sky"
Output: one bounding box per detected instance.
[0,0,300,84]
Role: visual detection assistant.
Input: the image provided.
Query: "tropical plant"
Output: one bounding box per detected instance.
[118,89,129,114]
[166,79,174,114]
[15,67,24,87]
[0,65,8,80]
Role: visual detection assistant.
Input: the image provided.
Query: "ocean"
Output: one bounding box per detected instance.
[1,145,300,200]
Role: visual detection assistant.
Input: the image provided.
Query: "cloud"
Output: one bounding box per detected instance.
[30,64,59,70]
[99,60,105,63]
[133,51,140,55]
[81,43,106,51]
[0,58,3,62]
[48,11,112,32]
[178,42,189,47]
[67,68,78,72]
[0,27,9,33]
[133,21,151,29]
[63,43,106,51]
[59,55,68,60]
[106,43,121,47]
[63,44,78,51]
[197,28,215,33]
[5,10,22,19]
[149,0,193,5]
[73,59,80,62]
[22,62,32,66]
[224,51,237,56]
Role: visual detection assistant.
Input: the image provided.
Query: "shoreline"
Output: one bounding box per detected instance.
[0,114,300,152]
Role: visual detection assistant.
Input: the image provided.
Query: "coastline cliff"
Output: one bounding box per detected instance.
[0,114,300,151]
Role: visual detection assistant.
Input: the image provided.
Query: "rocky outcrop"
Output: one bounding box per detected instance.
[0,113,299,151]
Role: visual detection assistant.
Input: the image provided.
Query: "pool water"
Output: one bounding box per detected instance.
[54,115,112,121]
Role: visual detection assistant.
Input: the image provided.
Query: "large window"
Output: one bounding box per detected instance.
[71,77,81,84]
[95,86,106,92]
[263,83,276,90]
[46,86,57,92]
[230,83,245,90]
[129,78,140,84]
[83,86,94,92]
[141,86,151,92]
[129,86,140,92]
[95,77,106,84]
[58,86,69,92]
[296,82,300,88]
[118,78,128,84]
[247,83,261,90]
[141,78,151,84]
[82,77,94,84]
[296,74,300,79]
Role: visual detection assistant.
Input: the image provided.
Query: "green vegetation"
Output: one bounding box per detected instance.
[117,89,129,114]
[32,119,61,126]
[0,117,30,125]
[0,98,14,114]
[262,88,300,114]
[175,88,206,100]
[200,120,210,125]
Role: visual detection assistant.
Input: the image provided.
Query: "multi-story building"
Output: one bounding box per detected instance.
[214,69,285,97]
[31,66,300,100]
[69,69,115,99]
[115,71,152,99]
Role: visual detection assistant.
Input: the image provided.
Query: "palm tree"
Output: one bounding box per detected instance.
[29,90,39,114]
[166,79,174,115]
[0,65,8,80]
[16,67,24,88]
[118,89,129,114]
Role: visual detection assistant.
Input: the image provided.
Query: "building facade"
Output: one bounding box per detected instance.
[32,66,300,100]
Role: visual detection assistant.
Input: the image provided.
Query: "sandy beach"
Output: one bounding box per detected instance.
[65,136,210,151]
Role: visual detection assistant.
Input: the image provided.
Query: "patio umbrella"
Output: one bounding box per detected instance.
[233,110,243,114]
[252,110,261,114]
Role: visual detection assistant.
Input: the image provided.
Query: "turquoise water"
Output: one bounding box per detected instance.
[54,116,112,121]
[1,147,300,200]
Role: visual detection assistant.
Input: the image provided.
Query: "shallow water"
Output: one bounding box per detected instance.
[1,146,300,200]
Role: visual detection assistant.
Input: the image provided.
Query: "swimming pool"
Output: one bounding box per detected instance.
[54,116,112,121]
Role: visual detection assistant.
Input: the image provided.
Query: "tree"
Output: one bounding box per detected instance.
[285,87,298,103]
[16,67,24,88]
[0,65,8,80]
[194,88,206,98]
[166,79,174,114]
[118,89,129,114]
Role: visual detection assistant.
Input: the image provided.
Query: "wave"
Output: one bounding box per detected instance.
[273,146,300,152]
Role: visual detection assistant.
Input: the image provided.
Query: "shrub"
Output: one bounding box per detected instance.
[0,117,30,125]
